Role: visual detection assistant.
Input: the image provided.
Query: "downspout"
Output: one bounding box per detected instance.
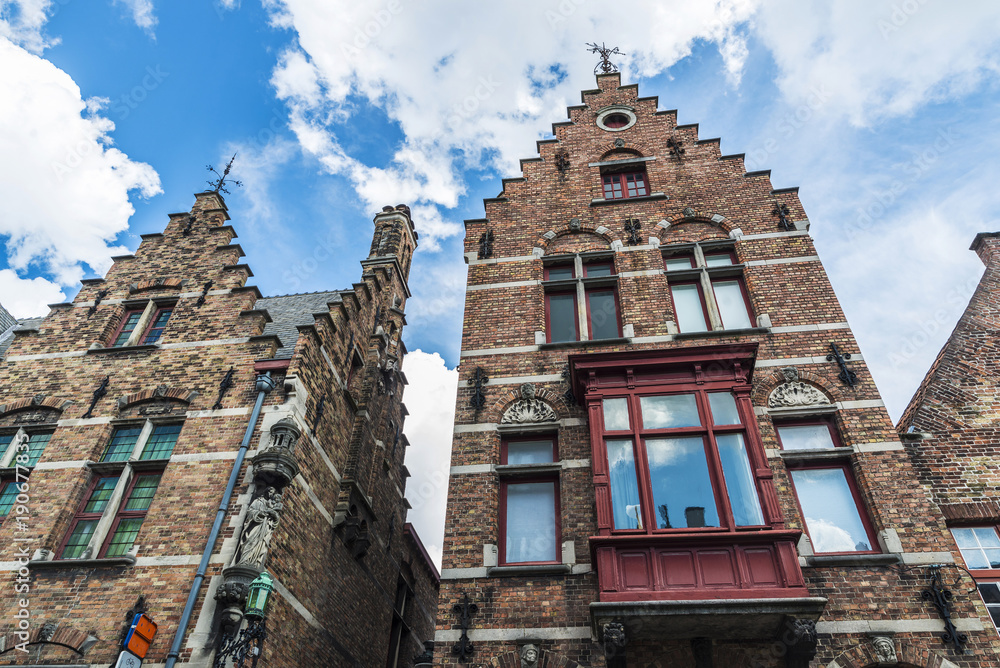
[165,372,277,667]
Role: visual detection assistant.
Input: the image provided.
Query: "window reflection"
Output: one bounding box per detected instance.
[716,434,764,526]
[505,482,557,562]
[646,436,719,529]
[640,394,700,429]
[791,468,872,552]
[607,439,641,529]
[707,393,740,425]
[603,398,630,431]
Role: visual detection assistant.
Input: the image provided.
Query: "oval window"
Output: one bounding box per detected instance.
[603,113,629,128]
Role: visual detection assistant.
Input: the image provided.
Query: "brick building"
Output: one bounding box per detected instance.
[899,232,1000,642]
[435,71,1000,666]
[0,190,438,667]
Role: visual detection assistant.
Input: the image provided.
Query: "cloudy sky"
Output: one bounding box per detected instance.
[2,0,999,567]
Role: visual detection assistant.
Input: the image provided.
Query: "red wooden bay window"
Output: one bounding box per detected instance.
[499,437,561,566]
[568,345,809,601]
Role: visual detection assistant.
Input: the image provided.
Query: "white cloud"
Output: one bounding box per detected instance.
[401,350,458,569]
[0,0,54,53]
[113,0,157,35]
[0,38,161,286]
[0,269,64,318]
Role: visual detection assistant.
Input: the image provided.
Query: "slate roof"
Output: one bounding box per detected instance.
[255,291,344,358]
[0,304,15,333]
[0,309,43,359]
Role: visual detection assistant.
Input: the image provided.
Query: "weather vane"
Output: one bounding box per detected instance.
[586,42,624,74]
[206,153,243,195]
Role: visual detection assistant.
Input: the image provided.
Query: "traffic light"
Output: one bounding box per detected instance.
[123,612,158,659]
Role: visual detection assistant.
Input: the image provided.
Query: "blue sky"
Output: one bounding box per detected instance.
[2,0,1000,565]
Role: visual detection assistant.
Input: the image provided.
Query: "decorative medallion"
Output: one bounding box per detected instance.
[870,635,897,664]
[768,381,828,408]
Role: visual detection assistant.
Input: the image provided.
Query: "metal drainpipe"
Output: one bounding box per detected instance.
[164,371,277,668]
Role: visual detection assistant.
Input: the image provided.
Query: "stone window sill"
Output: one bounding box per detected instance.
[590,192,668,206]
[672,327,769,340]
[802,553,901,568]
[779,448,852,463]
[487,563,571,577]
[87,344,159,355]
[538,337,629,350]
[29,555,136,569]
[495,463,562,476]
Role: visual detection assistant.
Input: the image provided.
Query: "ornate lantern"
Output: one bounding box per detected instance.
[244,572,273,621]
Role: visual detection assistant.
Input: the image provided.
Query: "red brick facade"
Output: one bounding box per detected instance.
[436,73,1000,667]
[0,193,438,666]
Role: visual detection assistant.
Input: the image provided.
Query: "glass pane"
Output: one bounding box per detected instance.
[713,281,753,329]
[585,264,612,277]
[705,253,734,267]
[962,546,991,570]
[24,432,51,467]
[603,398,630,431]
[84,477,120,513]
[113,311,143,346]
[123,475,161,511]
[791,468,872,553]
[142,309,172,344]
[980,583,1000,604]
[717,434,764,526]
[102,427,142,462]
[547,294,577,343]
[607,439,642,530]
[588,291,619,340]
[0,433,13,450]
[0,482,19,516]
[664,257,694,271]
[952,528,977,548]
[778,425,835,451]
[646,436,719,529]
[671,284,709,333]
[640,394,700,429]
[140,424,181,460]
[105,518,145,557]
[63,520,98,559]
[546,266,574,280]
[506,440,554,465]
[986,550,1000,569]
[504,482,557,563]
[975,527,1000,547]
[708,393,740,425]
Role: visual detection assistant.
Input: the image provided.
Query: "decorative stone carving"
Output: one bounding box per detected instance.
[520,383,536,400]
[682,207,696,218]
[251,418,301,488]
[213,579,250,631]
[520,643,540,667]
[781,366,799,382]
[870,635,897,664]
[501,398,557,424]
[768,381,828,408]
[603,622,627,666]
[568,217,581,232]
[783,618,818,668]
[38,622,57,642]
[232,487,283,569]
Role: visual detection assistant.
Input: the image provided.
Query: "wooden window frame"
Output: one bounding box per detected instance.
[111,309,145,347]
[58,474,120,559]
[544,290,579,343]
[498,474,562,567]
[543,254,621,343]
[951,525,1000,579]
[602,170,649,200]
[663,242,756,333]
[98,470,163,558]
[109,301,175,348]
[785,459,880,555]
[668,280,712,333]
[500,436,559,465]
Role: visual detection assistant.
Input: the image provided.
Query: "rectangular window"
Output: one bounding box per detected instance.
[587,289,619,340]
[102,426,142,462]
[545,292,578,343]
[499,437,560,565]
[140,424,182,460]
[543,255,621,343]
[776,421,839,451]
[664,243,755,333]
[61,476,120,559]
[102,473,162,557]
[951,527,1000,630]
[112,310,144,347]
[788,464,876,553]
[22,432,51,467]
[141,308,172,344]
[0,480,21,517]
[602,172,648,200]
[545,265,575,281]
[601,389,765,533]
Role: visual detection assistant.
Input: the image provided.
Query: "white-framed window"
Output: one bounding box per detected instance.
[951,526,1000,630]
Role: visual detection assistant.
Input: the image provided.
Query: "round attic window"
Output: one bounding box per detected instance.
[596,107,637,132]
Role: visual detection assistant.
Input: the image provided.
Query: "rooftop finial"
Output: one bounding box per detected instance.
[586,42,624,75]
[206,153,243,195]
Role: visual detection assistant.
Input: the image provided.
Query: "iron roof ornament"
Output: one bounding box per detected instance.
[586,42,625,74]
[207,153,243,195]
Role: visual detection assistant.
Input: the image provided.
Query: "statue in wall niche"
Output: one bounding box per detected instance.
[234,487,283,568]
[520,644,539,668]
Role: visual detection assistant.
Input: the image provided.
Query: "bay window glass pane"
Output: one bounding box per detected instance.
[546,266,574,280]
[664,257,694,271]
[505,482,556,563]
[588,291,618,340]
[547,294,577,343]
[603,398,630,431]
[671,284,708,333]
[713,280,753,329]
[607,439,641,529]
[646,436,719,529]
[778,425,835,450]
[506,440,554,465]
[708,393,740,425]
[716,434,764,526]
[640,394,700,429]
[705,253,734,267]
[790,468,872,553]
[63,520,98,559]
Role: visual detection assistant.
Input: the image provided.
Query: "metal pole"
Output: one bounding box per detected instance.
[165,372,276,667]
